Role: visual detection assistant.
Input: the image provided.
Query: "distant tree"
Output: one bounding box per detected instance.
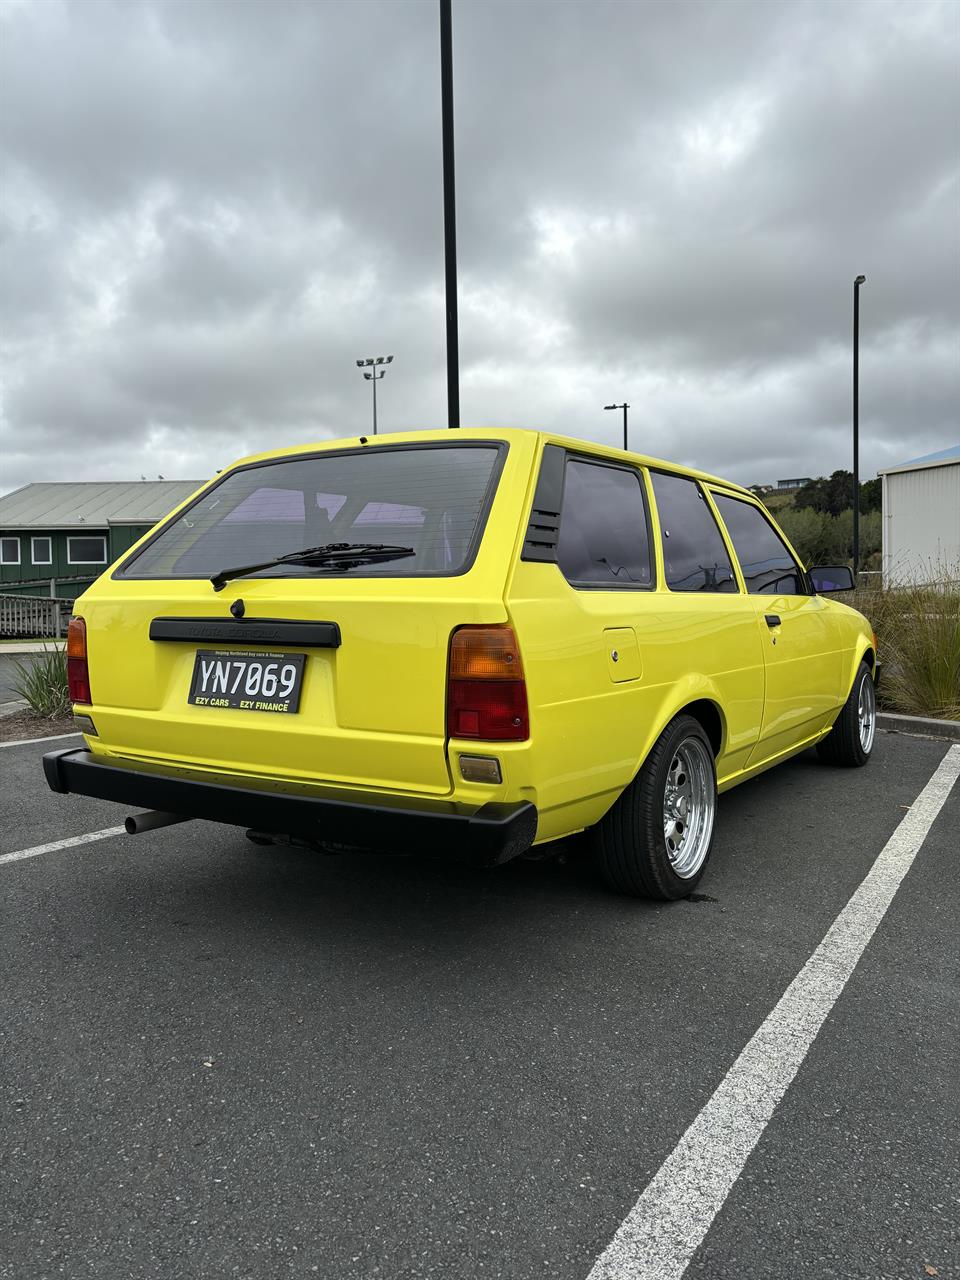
[860,477,881,512]
[793,470,880,516]
[823,470,855,516]
[793,476,832,513]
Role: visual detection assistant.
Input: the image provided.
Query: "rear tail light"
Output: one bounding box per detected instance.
[66,617,92,704]
[447,625,529,742]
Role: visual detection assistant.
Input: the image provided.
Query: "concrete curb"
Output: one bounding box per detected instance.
[0,642,65,654]
[878,712,960,742]
[0,699,29,719]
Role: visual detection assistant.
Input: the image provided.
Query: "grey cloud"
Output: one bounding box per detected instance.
[0,0,956,495]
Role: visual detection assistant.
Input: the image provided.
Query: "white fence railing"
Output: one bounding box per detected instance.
[0,594,73,639]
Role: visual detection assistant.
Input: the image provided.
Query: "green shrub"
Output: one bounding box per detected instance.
[11,647,71,719]
[853,571,960,720]
[777,506,880,565]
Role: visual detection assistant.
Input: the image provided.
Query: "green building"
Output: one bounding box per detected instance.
[0,480,203,601]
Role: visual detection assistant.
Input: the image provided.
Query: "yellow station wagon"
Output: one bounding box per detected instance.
[44,429,879,899]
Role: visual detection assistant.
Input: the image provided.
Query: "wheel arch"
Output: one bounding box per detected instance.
[844,638,876,698]
[632,681,727,783]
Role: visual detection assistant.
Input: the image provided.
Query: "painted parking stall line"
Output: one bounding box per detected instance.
[0,731,82,750]
[586,743,960,1280]
[0,826,126,867]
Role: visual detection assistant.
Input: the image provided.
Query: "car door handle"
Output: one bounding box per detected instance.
[765,614,781,628]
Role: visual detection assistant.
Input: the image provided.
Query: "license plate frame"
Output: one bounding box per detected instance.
[187,649,306,714]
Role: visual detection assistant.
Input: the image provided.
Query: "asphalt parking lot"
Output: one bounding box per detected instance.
[2,731,958,1280]
[0,654,26,704]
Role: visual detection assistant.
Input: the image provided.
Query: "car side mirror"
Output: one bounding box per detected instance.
[809,565,855,593]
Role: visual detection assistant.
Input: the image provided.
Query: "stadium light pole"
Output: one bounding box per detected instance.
[356,355,394,435]
[439,0,460,428]
[604,402,630,451]
[853,275,866,577]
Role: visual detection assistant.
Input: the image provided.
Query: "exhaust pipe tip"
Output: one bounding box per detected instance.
[125,810,190,835]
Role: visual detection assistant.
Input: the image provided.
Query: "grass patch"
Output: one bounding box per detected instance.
[853,570,960,720]
[10,646,71,719]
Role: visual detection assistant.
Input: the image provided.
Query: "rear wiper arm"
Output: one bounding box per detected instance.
[210,543,416,591]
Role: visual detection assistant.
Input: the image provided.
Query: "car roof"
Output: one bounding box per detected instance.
[225,427,754,498]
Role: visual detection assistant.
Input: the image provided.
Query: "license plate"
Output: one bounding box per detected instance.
[188,649,306,714]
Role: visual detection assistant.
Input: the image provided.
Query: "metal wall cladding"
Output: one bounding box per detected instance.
[883,461,960,585]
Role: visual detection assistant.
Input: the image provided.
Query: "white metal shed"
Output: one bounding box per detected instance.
[878,444,960,585]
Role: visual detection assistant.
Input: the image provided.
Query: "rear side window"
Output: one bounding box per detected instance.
[650,472,737,593]
[118,444,503,579]
[557,458,653,588]
[712,493,807,595]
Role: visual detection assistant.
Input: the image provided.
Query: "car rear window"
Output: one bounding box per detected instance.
[118,444,504,580]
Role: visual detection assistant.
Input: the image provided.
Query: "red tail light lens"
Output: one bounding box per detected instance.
[66,617,91,704]
[447,626,529,741]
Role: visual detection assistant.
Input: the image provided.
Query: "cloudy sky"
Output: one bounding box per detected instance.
[1,0,957,495]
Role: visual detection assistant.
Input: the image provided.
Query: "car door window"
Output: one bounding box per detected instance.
[650,472,737,592]
[556,458,653,588]
[712,492,807,595]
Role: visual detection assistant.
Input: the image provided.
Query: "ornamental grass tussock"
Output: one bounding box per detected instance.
[853,562,960,721]
[11,645,71,720]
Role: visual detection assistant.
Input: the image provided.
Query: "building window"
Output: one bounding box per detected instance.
[1,537,20,565]
[67,536,107,565]
[31,536,53,565]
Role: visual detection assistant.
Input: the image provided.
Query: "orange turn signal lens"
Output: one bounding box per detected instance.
[66,617,87,659]
[449,626,524,680]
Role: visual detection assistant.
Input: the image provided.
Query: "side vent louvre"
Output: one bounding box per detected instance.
[521,445,566,563]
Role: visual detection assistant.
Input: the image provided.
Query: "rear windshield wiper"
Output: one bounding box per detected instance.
[210,543,416,591]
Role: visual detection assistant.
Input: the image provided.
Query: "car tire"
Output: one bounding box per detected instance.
[590,714,717,900]
[816,661,876,768]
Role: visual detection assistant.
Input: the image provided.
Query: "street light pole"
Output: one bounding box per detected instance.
[439,0,460,429]
[355,355,394,435]
[853,275,866,577]
[604,402,630,451]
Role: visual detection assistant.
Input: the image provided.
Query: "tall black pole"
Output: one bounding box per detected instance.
[622,404,629,452]
[853,275,866,576]
[439,0,460,429]
[372,372,378,436]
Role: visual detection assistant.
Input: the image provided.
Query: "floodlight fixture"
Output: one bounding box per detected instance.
[355,353,395,434]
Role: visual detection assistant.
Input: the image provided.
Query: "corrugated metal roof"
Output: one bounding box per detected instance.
[0,481,205,529]
[878,443,960,475]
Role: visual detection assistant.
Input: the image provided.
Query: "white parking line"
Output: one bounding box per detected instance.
[586,743,960,1280]
[0,731,82,749]
[0,826,126,867]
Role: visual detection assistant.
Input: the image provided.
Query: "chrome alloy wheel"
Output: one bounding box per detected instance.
[858,672,876,754]
[662,736,716,879]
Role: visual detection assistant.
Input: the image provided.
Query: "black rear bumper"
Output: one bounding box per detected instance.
[42,748,538,867]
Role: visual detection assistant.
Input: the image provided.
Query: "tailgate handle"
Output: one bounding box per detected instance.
[765,614,781,628]
[149,617,341,647]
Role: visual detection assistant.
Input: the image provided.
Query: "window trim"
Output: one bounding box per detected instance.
[66,535,108,566]
[113,440,509,582]
[31,536,53,566]
[554,451,657,592]
[648,468,741,596]
[1,536,21,566]
[708,487,812,597]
